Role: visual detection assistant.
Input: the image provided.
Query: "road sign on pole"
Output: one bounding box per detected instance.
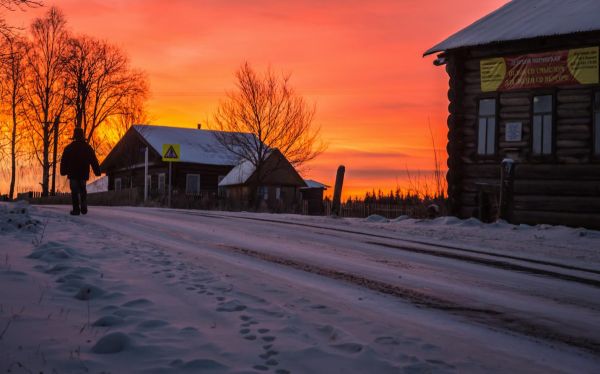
[162,144,181,208]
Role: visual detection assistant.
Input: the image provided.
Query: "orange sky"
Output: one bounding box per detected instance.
[7,0,508,197]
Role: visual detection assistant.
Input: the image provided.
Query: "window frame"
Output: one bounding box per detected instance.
[185,174,201,195]
[476,96,498,158]
[258,186,268,201]
[530,93,556,159]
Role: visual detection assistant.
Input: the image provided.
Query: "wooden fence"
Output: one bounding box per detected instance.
[15,189,444,219]
[323,201,438,219]
[18,188,141,206]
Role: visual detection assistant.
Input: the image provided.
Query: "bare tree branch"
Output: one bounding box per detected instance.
[213,62,326,205]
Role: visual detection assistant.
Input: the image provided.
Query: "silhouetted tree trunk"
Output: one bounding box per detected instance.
[23,7,68,196]
[0,34,27,199]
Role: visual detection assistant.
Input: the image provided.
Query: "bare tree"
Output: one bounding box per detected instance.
[22,6,68,196]
[0,34,27,199]
[0,0,42,38]
[213,62,325,203]
[63,35,148,148]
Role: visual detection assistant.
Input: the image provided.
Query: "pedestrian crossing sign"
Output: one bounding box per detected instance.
[162,144,181,162]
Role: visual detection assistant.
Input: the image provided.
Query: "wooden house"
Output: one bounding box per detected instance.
[100,125,253,199]
[218,149,307,212]
[300,179,329,215]
[425,0,600,228]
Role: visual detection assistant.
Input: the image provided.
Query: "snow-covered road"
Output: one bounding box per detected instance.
[1,203,599,373]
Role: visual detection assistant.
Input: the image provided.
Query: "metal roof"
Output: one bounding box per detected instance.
[424,0,600,56]
[133,125,253,166]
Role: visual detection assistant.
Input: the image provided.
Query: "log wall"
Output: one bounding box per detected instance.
[445,33,600,229]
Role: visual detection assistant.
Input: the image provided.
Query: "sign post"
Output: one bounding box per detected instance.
[162,144,181,208]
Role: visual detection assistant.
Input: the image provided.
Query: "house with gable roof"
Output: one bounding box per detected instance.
[101,124,255,199]
[100,125,311,211]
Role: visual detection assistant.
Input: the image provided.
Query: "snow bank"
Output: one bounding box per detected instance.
[0,201,41,234]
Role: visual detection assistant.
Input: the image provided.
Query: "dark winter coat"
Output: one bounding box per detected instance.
[60,140,101,181]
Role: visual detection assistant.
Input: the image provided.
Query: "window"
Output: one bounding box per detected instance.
[158,173,166,193]
[275,187,281,200]
[186,174,200,195]
[477,98,496,155]
[114,178,122,192]
[258,186,268,200]
[532,95,553,155]
[594,92,600,156]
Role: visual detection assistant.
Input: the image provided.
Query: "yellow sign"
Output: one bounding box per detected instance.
[162,144,181,162]
[480,47,599,92]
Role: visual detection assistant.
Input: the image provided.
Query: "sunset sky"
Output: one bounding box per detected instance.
[8,0,508,197]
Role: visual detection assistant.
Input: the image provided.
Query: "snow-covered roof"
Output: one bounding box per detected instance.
[133,125,252,166]
[86,176,108,193]
[424,0,600,56]
[301,179,329,189]
[218,159,256,187]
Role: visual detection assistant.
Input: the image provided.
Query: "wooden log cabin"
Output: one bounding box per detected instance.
[425,0,600,229]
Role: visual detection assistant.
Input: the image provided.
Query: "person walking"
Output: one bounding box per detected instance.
[60,127,101,215]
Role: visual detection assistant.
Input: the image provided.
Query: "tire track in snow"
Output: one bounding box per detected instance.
[181,211,600,286]
[216,243,600,357]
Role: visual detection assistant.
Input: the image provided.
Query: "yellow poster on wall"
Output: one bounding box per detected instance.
[480,47,599,92]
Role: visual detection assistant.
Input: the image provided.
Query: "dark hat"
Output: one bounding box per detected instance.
[73,127,85,140]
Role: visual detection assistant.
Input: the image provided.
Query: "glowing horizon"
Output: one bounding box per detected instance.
[5,0,509,198]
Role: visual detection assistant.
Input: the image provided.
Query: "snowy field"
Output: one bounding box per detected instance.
[1,202,599,373]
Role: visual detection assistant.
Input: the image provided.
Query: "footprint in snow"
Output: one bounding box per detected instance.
[122,298,153,308]
[216,300,246,312]
[375,336,401,346]
[331,342,363,353]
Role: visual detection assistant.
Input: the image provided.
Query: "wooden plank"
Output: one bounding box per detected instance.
[558,117,592,126]
[500,96,529,106]
[557,102,590,110]
[557,108,591,118]
[556,140,588,148]
[513,196,600,214]
[512,210,600,229]
[513,180,600,196]
[515,164,600,180]
[463,164,501,178]
[556,125,590,133]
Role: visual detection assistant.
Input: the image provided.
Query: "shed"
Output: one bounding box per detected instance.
[425,0,600,228]
[218,149,307,211]
[300,179,329,215]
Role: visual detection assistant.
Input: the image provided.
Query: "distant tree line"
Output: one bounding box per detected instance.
[345,186,445,206]
[0,5,148,199]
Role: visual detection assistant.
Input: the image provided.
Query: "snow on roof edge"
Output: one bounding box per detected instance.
[423,0,600,56]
